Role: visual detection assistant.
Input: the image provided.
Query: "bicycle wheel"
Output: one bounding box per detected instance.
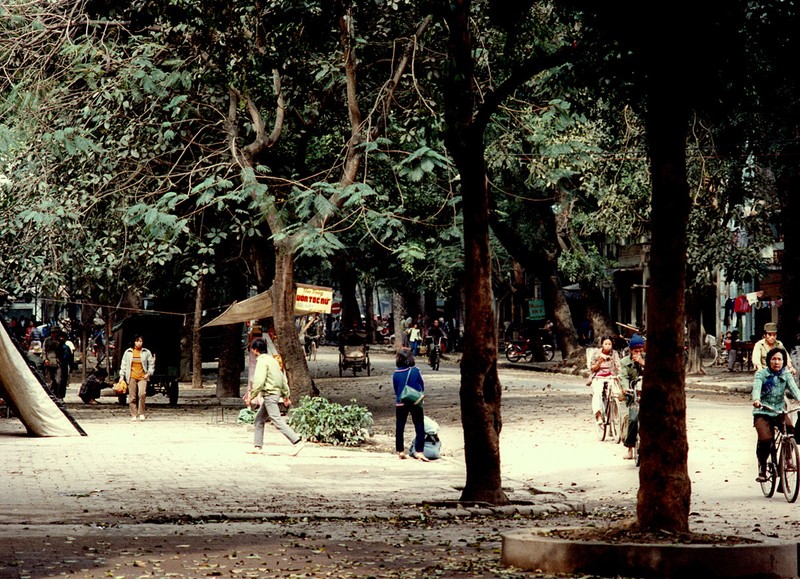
[595,415,606,440]
[780,438,800,503]
[543,344,555,361]
[761,457,777,498]
[598,391,608,441]
[506,345,523,363]
[702,345,718,368]
[606,398,619,442]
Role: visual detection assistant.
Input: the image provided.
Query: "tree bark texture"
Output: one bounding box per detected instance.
[438,0,507,505]
[636,91,692,533]
[216,322,244,399]
[458,144,507,505]
[338,265,361,330]
[684,289,705,376]
[392,291,406,352]
[580,286,615,346]
[778,140,800,352]
[192,274,205,389]
[272,246,314,401]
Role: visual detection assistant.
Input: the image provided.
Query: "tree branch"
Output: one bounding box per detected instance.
[474,45,576,133]
[368,14,433,141]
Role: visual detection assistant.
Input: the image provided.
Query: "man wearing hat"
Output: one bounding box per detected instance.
[752,322,796,375]
[617,333,645,460]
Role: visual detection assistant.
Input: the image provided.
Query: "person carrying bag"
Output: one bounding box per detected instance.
[392,349,429,462]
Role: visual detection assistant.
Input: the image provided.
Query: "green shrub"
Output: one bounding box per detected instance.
[288,396,373,446]
[237,408,256,424]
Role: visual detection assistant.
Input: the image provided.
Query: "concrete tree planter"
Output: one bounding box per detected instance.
[502,528,798,578]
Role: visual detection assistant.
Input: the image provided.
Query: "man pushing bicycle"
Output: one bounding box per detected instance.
[618,333,645,460]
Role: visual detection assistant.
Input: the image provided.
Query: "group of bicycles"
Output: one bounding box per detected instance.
[592,364,799,502]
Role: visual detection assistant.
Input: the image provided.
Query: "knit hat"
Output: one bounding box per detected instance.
[629,334,645,349]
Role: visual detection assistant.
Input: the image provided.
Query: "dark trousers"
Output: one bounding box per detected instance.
[395,403,425,453]
[754,414,794,469]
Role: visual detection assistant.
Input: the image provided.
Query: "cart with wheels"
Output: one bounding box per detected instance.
[339,344,370,377]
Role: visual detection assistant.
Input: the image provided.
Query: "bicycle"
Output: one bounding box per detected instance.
[757,404,800,503]
[505,337,555,363]
[301,333,319,361]
[595,380,619,442]
[505,339,533,363]
[701,342,718,368]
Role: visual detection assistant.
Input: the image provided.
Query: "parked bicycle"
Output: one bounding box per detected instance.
[701,338,719,368]
[757,404,799,503]
[595,380,619,442]
[505,337,555,363]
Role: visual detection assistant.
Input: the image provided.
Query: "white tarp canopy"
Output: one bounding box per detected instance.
[202,284,333,328]
[0,322,84,437]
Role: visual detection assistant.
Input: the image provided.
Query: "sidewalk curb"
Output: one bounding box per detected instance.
[109,500,586,526]
[500,361,755,393]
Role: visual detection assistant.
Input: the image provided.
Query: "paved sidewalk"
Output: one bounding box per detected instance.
[0,386,577,529]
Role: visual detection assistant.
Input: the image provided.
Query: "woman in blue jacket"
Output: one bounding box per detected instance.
[752,347,800,482]
[393,349,429,461]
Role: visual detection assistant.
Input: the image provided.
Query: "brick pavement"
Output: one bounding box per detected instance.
[0,386,576,529]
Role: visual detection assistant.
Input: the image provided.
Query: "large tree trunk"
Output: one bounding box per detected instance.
[778,140,800,353]
[216,322,244,398]
[192,274,205,389]
[637,88,692,533]
[392,290,406,352]
[684,289,705,375]
[538,259,582,364]
[440,0,506,502]
[215,272,247,398]
[272,246,314,401]
[458,143,507,505]
[338,266,361,330]
[364,280,376,343]
[436,0,568,505]
[581,286,615,345]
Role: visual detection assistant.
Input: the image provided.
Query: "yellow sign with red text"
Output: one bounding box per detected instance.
[295,284,333,314]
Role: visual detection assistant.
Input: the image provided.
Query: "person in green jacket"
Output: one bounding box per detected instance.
[247,338,304,455]
[617,333,645,460]
[752,347,800,482]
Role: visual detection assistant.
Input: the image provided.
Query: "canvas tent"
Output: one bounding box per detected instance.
[203,284,333,328]
[0,321,85,437]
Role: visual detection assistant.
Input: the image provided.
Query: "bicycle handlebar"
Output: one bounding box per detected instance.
[756,403,788,414]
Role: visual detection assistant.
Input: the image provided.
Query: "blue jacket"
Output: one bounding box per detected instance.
[752,367,800,417]
[393,366,424,404]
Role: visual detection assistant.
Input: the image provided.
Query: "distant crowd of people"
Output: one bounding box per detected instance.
[7,318,77,401]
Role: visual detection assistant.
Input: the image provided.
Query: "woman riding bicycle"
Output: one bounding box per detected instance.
[588,336,620,428]
[752,347,800,482]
